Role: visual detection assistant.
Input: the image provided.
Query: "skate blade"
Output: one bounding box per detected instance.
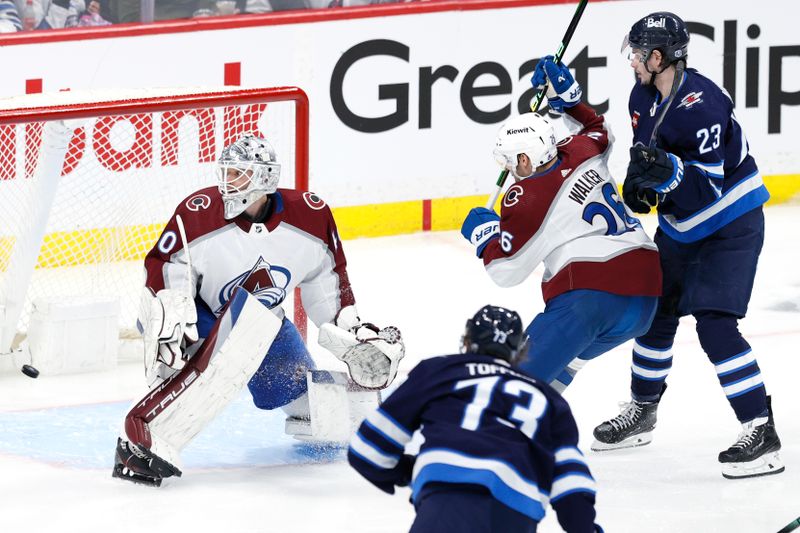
[721,450,785,479]
[591,431,653,451]
[112,464,162,487]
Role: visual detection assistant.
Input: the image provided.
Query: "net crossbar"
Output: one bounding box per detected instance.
[0,86,309,353]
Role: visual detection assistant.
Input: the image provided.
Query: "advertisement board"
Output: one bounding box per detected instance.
[2,0,798,235]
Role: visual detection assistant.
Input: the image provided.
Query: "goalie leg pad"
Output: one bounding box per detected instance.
[121,288,282,475]
[285,370,380,444]
[247,319,316,410]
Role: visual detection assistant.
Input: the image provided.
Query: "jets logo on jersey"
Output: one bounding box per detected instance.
[303,192,326,210]
[677,91,704,110]
[632,111,640,129]
[216,257,291,313]
[185,194,212,212]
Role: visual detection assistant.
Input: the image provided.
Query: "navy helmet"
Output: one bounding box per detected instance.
[625,12,689,65]
[462,305,529,364]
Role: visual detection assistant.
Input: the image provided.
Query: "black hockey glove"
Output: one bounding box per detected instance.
[623,146,683,213]
[623,164,659,214]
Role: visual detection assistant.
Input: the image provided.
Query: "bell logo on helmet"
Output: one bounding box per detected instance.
[646,17,666,28]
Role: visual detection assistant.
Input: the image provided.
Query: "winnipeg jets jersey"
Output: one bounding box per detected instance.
[348,354,599,529]
[630,68,770,243]
[144,187,355,327]
[482,103,661,303]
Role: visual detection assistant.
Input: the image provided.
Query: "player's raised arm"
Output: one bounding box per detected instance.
[531,55,609,150]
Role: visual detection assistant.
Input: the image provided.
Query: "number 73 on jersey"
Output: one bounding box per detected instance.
[455,376,548,439]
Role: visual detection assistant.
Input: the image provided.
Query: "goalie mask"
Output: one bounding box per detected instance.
[493,113,557,180]
[461,305,529,365]
[217,134,281,219]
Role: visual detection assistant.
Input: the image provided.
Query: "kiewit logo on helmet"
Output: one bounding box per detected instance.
[646,17,665,28]
[507,127,530,135]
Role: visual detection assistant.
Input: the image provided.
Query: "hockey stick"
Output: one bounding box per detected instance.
[175,214,193,297]
[485,0,589,209]
[778,517,800,533]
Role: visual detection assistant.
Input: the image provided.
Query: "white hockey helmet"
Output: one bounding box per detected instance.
[493,113,557,179]
[217,133,281,219]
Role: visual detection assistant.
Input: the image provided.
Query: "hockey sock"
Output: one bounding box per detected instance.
[696,311,767,422]
[630,340,673,402]
[630,311,678,402]
[552,357,588,392]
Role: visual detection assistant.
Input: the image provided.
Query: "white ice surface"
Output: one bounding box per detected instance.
[1,205,799,533]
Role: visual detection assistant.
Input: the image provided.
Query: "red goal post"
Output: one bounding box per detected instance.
[0,86,309,355]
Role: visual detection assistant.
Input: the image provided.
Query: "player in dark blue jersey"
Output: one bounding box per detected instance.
[591,12,783,479]
[348,305,602,533]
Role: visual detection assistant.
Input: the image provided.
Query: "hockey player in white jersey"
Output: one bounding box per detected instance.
[461,57,662,393]
[112,133,404,486]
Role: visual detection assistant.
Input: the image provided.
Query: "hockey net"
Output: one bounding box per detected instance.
[0,86,309,355]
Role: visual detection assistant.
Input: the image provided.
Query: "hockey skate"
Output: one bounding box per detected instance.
[719,396,784,479]
[592,386,666,451]
[112,438,182,487]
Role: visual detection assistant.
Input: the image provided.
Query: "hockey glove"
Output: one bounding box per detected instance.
[319,306,405,390]
[461,207,499,257]
[140,288,199,387]
[530,55,582,113]
[623,146,684,213]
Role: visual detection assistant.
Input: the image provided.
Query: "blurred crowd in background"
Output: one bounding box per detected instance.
[0,0,427,31]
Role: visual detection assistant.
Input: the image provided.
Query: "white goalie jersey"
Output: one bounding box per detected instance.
[144,186,355,328]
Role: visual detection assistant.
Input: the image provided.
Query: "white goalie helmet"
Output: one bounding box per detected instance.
[217,133,281,219]
[493,113,558,179]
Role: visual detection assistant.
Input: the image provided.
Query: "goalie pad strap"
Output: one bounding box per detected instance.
[124,288,282,466]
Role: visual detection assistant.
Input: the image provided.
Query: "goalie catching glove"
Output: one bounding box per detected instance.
[139,288,199,387]
[318,306,405,390]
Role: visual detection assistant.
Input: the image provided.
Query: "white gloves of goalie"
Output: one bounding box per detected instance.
[140,288,198,387]
[318,306,405,390]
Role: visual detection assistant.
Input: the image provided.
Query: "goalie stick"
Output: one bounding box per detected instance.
[485,0,589,209]
[175,214,193,298]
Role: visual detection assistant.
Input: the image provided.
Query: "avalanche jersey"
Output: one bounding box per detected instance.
[630,68,770,243]
[348,354,598,527]
[144,187,355,327]
[482,102,661,303]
